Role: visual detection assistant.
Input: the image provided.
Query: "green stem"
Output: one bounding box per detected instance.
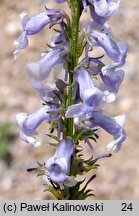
[67,0,81,137]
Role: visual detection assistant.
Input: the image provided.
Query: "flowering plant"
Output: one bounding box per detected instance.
[15,0,127,200]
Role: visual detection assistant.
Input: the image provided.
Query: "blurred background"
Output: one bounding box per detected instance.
[0,0,139,199]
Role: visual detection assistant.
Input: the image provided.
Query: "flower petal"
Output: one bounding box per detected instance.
[21,10,65,35]
[66,103,87,118]
[30,79,57,101]
[27,48,67,81]
[47,160,68,183]
[76,67,95,101]
[91,30,121,61]
[90,1,120,24]
[55,0,65,2]
[107,130,126,152]
[101,41,128,75]
[13,31,28,59]
[83,87,104,106]
[46,139,74,184]
[85,111,126,152]
[92,0,108,16]
[100,70,125,93]
[14,9,67,57]
[21,106,50,134]
[16,106,58,146]
[64,176,77,187]
[55,139,74,159]
[19,130,40,147]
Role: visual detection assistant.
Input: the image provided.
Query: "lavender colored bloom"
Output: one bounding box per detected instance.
[26,47,67,81]
[83,111,126,152]
[14,9,67,58]
[16,105,59,146]
[66,66,112,119]
[89,1,120,24]
[30,79,58,102]
[84,35,127,93]
[98,41,127,92]
[46,139,76,186]
[87,58,105,74]
[83,22,128,74]
[100,69,124,93]
[13,31,28,59]
[66,66,116,121]
[55,0,65,3]
[83,0,118,15]
[88,0,108,16]
[82,0,88,10]
[88,58,125,93]
[90,30,121,61]
[75,67,104,106]
[83,22,120,62]
[50,23,69,49]
[101,41,128,75]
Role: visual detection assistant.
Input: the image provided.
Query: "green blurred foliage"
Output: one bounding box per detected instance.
[0,122,13,164]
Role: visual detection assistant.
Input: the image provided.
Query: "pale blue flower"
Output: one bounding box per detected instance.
[101,41,128,75]
[46,139,76,186]
[90,1,120,24]
[30,79,58,102]
[83,112,126,152]
[26,47,67,81]
[89,0,108,16]
[88,58,125,93]
[75,66,104,106]
[90,30,121,61]
[83,22,128,76]
[66,67,109,120]
[16,105,59,146]
[14,9,67,58]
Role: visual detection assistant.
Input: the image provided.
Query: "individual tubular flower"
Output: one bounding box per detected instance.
[66,67,108,120]
[46,139,76,187]
[89,1,120,25]
[14,9,67,59]
[101,41,128,75]
[75,66,104,106]
[83,22,128,74]
[82,111,126,152]
[88,58,125,93]
[26,47,67,81]
[88,0,108,16]
[100,69,124,93]
[89,30,121,61]
[16,105,59,147]
[30,79,58,102]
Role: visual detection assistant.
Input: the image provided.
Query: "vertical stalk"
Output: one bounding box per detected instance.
[67,0,81,137]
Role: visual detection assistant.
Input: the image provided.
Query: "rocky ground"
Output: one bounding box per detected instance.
[0,0,139,200]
